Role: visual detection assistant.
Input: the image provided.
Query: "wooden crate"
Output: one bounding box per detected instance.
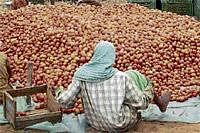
[3,85,62,130]
[0,84,13,103]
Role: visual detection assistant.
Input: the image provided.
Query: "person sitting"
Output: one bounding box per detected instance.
[56,41,171,132]
[0,52,12,103]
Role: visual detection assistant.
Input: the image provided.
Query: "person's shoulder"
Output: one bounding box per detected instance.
[0,52,5,56]
[0,52,7,59]
[114,70,126,77]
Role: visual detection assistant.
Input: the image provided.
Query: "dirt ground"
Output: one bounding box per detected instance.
[0,121,200,133]
[134,121,200,133]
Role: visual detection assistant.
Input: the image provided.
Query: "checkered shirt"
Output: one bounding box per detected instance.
[57,71,153,131]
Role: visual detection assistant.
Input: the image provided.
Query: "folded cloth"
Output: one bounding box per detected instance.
[62,114,87,133]
[125,70,149,91]
[24,121,69,133]
[25,114,87,133]
[125,69,154,101]
[141,96,200,123]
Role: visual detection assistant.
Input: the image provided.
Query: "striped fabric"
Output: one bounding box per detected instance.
[57,70,152,131]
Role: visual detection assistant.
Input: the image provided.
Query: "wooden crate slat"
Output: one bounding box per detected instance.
[8,85,47,97]
[5,91,14,101]
[4,92,16,126]
[5,98,15,112]
[5,92,15,114]
[15,112,62,129]
[47,88,61,112]
[16,111,61,121]
[3,93,6,119]
[26,109,49,115]
[6,107,15,119]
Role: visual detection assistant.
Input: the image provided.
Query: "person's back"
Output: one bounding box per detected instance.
[79,70,137,131]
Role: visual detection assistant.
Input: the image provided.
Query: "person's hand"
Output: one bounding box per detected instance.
[55,86,64,98]
[48,86,63,98]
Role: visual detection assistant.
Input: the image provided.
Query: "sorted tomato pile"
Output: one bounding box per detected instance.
[32,93,47,110]
[0,4,200,103]
[62,99,84,114]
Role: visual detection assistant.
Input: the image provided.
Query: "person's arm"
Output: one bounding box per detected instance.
[124,77,153,110]
[56,79,81,108]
